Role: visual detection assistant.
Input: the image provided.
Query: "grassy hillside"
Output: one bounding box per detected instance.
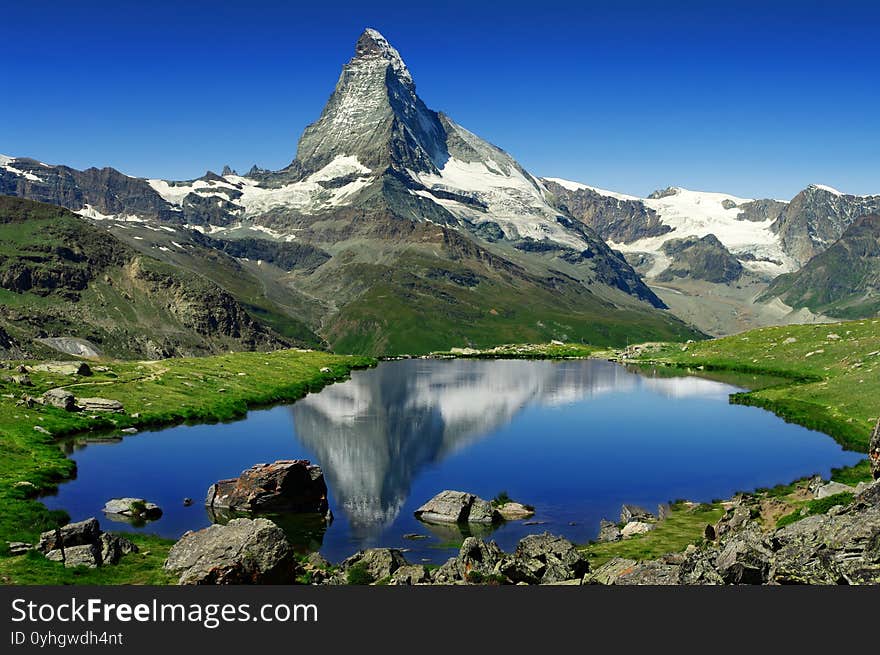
[0,348,373,584]
[762,214,880,319]
[321,247,703,355]
[0,196,320,357]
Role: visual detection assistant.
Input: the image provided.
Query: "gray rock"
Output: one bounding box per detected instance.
[597,519,621,543]
[38,518,101,553]
[31,361,92,376]
[467,498,501,524]
[506,533,589,584]
[457,537,504,578]
[6,541,32,556]
[870,418,880,481]
[389,565,429,585]
[41,388,79,411]
[99,533,139,565]
[77,397,124,413]
[614,561,681,585]
[715,531,772,584]
[46,543,101,569]
[414,490,501,525]
[340,548,408,582]
[815,481,855,499]
[584,557,638,585]
[164,518,297,585]
[620,504,654,524]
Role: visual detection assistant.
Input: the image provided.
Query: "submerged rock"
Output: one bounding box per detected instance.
[205,460,330,516]
[164,518,297,585]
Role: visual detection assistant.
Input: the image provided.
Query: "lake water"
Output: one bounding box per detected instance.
[44,359,862,564]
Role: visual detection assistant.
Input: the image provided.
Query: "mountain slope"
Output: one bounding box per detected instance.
[0,29,702,354]
[0,196,304,358]
[762,214,880,318]
[770,185,880,267]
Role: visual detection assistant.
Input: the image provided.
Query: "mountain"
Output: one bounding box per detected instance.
[543,179,880,334]
[656,234,744,284]
[0,196,302,358]
[0,29,701,355]
[770,185,880,267]
[762,214,880,318]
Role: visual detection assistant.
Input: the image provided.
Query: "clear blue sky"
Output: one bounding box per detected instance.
[2,0,878,199]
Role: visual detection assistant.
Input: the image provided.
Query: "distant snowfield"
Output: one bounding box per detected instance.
[547,178,796,276]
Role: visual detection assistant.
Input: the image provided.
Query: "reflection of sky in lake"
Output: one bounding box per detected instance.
[46,359,863,563]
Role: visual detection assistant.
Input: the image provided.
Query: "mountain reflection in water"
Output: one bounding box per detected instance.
[290,359,718,539]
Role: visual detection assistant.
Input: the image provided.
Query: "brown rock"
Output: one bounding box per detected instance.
[205,460,329,515]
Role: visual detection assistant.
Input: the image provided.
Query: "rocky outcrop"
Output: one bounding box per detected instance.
[589,481,880,586]
[657,234,744,283]
[871,419,880,481]
[36,518,138,568]
[164,518,298,584]
[543,180,671,244]
[763,214,880,318]
[507,533,590,584]
[772,185,880,267]
[205,460,330,517]
[414,490,502,525]
[40,388,78,411]
[77,397,124,413]
[339,548,408,583]
[620,504,654,524]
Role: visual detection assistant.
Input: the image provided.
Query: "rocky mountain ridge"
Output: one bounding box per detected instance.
[0,29,701,354]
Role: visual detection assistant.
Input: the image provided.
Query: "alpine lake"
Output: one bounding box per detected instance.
[44,358,862,564]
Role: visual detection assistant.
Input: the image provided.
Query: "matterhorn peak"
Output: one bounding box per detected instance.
[353,28,412,84]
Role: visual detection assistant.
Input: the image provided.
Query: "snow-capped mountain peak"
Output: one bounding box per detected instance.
[355,28,413,85]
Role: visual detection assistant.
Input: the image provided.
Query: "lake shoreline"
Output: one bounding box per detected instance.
[1,325,876,584]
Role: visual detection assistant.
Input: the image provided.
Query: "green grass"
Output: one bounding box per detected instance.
[581,502,724,567]
[0,348,374,584]
[775,492,855,528]
[0,534,175,585]
[324,250,703,356]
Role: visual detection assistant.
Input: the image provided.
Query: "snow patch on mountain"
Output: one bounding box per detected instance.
[412,159,588,249]
[808,183,843,196]
[1,155,44,182]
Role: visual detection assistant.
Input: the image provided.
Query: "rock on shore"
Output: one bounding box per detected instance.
[164,518,298,584]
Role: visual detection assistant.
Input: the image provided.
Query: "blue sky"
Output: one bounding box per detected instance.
[2,0,878,199]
